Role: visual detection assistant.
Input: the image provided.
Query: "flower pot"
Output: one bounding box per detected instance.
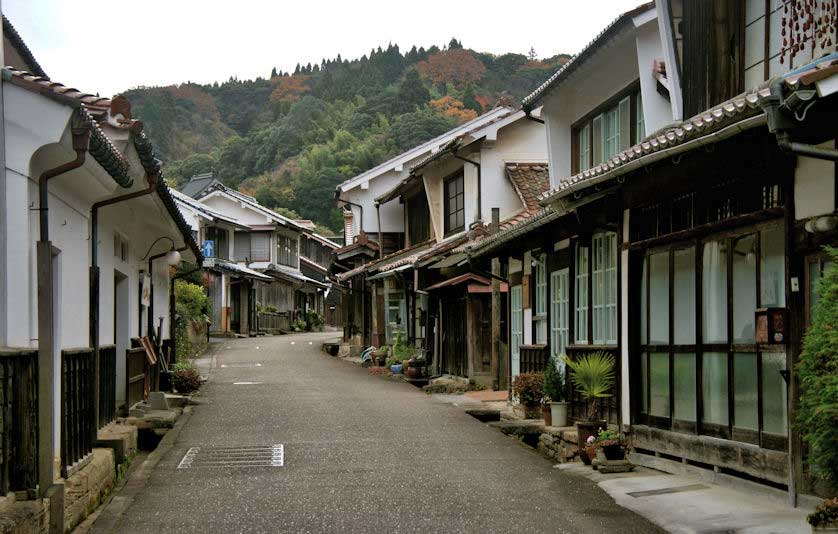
[390,364,403,374]
[549,402,568,427]
[576,420,606,458]
[543,405,552,427]
[602,443,625,461]
[405,366,423,379]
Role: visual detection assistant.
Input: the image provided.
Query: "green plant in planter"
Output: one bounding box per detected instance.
[798,247,838,483]
[808,497,838,529]
[542,355,565,402]
[512,373,544,407]
[171,361,201,394]
[594,429,621,447]
[562,351,615,421]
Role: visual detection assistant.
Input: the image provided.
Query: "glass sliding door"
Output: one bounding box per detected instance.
[550,269,569,360]
[510,285,523,377]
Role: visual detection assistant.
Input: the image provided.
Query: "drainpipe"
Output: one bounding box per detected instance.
[147,245,188,346]
[89,172,158,428]
[340,198,365,235]
[376,204,384,259]
[37,124,90,503]
[454,152,482,223]
[762,79,838,162]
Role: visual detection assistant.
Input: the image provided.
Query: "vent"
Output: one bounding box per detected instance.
[177,445,284,469]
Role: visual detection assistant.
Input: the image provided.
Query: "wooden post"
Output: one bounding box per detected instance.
[37,242,57,496]
[490,208,502,390]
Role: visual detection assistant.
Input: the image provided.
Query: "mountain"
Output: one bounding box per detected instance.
[123,41,570,231]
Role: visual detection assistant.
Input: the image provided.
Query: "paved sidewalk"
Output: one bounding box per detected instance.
[97,331,663,533]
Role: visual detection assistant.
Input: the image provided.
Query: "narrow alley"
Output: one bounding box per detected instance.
[97,332,662,533]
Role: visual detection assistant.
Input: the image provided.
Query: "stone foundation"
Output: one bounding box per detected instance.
[63,448,115,532]
[537,426,578,463]
[0,496,46,534]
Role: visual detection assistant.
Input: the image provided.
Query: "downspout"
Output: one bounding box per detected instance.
[762,79,838,161]
[340,198,365,234]
[376,203,384,259]
[89,172,158,426]
[37,124,90,501]
[454,151,482,223]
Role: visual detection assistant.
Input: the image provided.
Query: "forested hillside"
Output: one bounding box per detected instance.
[124,40,569,231]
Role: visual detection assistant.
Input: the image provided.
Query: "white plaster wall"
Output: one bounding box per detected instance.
[201,194,274,227]
[795,143,836,220]
[635,17,673,134]
[480,119,548,222]
[344,169,406,236]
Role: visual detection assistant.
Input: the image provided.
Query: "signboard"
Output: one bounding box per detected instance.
[522,275,531,309]
[203,240,215,258]
[141,274,151,307]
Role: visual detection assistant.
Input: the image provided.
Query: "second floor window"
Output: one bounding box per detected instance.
[234,232,271,263]
[407,191,431,245]
[277,234,298,267]
[444,170,465,235]
[574,88,644,173]
[205,227,229,260]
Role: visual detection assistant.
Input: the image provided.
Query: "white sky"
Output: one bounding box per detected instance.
[4,0,644,97]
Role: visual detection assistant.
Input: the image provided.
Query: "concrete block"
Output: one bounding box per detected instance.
[148,392,170,411]
[164,393,190,408]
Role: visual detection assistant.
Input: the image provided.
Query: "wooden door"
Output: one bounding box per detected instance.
[441,297,467,376]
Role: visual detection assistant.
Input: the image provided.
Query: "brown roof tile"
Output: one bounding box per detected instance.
[505,163,550,213]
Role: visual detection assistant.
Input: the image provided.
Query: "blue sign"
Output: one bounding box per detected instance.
[203,240,215,258]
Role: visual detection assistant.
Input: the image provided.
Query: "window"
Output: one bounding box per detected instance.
[277,234,298,267]
[234,232,271,263]
[407,191,431,245]
[510,285,523,376]
[444,170,465,235]
[592,232,617,344]
[385,290,406,344]
[574,244,589,344]
[572,89,644,173]
[550,269,569,358]
[637,222,788,447]
[534,255,547,344]
[113,232,129,262]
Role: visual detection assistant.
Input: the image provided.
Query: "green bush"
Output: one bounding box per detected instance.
[171,361,201,394]
[512,373,544,407]
[542,355,565,402]
[174,280,210,362]
[798,246,838,483]
[305,310,324,331]
[808,497,838,527]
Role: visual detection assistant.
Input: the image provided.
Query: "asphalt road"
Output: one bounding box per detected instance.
[105,332,663,534]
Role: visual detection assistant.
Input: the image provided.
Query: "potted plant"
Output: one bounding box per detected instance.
[808,498,838,532]
[543,355,568,427]
[512,372,544,419]
[563,351,615,461]
[373,345,390,366]
[594,429,625,461]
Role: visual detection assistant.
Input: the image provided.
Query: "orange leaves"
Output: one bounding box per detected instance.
[429,96,478,124]
[270,75,310,103]
[416,49,486,88]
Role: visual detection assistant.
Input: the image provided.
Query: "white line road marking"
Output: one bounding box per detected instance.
[290,341,295,345]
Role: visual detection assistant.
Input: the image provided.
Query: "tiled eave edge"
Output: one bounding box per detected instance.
[539,89,772,206]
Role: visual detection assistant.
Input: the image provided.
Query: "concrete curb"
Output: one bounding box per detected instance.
[82,404,195,533]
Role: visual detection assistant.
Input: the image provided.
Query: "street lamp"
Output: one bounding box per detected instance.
[142,236,182,266]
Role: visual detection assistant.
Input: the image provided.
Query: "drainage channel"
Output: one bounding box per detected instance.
[177,444,284,469]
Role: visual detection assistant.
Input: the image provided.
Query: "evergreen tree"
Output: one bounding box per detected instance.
[449,38,463,50]
[294,63,301,75]
[462,84,481,112]
[271,66,278,78]
[396,69,431,112]
[527,46,537,61]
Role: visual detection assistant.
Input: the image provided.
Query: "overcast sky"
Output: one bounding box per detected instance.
[4,0,644,97]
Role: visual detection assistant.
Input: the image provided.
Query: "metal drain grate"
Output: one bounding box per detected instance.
[177,444,284,469]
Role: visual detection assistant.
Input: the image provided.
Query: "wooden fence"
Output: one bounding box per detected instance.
[0,350,38,493]
[98,345,116,428]
[126,347,149,409]
[61,348,95,474]
[519,344,550,374]
[257,311,290,333]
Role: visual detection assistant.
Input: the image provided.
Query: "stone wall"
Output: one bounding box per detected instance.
[0,497,46,534]
[537,426,579,464]
[64,448,115,532]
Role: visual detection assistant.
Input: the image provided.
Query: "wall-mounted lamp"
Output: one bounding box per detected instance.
[804,215,838,234]
[142,236,182,266]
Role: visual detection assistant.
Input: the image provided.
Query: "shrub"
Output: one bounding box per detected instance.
[174,280,210,361]
[512,372,544,406]
[808,497,838,527]
[542,355,565,402]
[563,351,615,421]
[305,310,324,331]
[292,318,307,332]
[171,361,201,394]
[798,246,838,483]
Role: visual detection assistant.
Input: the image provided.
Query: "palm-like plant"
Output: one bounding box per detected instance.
[562,351,615,421]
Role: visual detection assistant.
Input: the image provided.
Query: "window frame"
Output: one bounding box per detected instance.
[443,169,465,236]
[635,219,788,451]
[550,268,570,359]
[571,81,643,174]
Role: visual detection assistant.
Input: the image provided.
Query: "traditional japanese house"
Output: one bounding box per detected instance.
[0,18,201,512]
[357,107,549,386]
[508,0,838,501]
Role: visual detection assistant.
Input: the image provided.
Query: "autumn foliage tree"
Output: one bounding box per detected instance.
[429,96,478,124]
[417,49,486,88]
[270,75,310,104]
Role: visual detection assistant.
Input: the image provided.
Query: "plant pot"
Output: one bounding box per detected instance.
[549,402,568,427]
[390,364,403,374]
[543,405,552,426]
[580,444,596,465]
[602,443,625,461]
[405,366,423,379]
[576,420,607,457]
